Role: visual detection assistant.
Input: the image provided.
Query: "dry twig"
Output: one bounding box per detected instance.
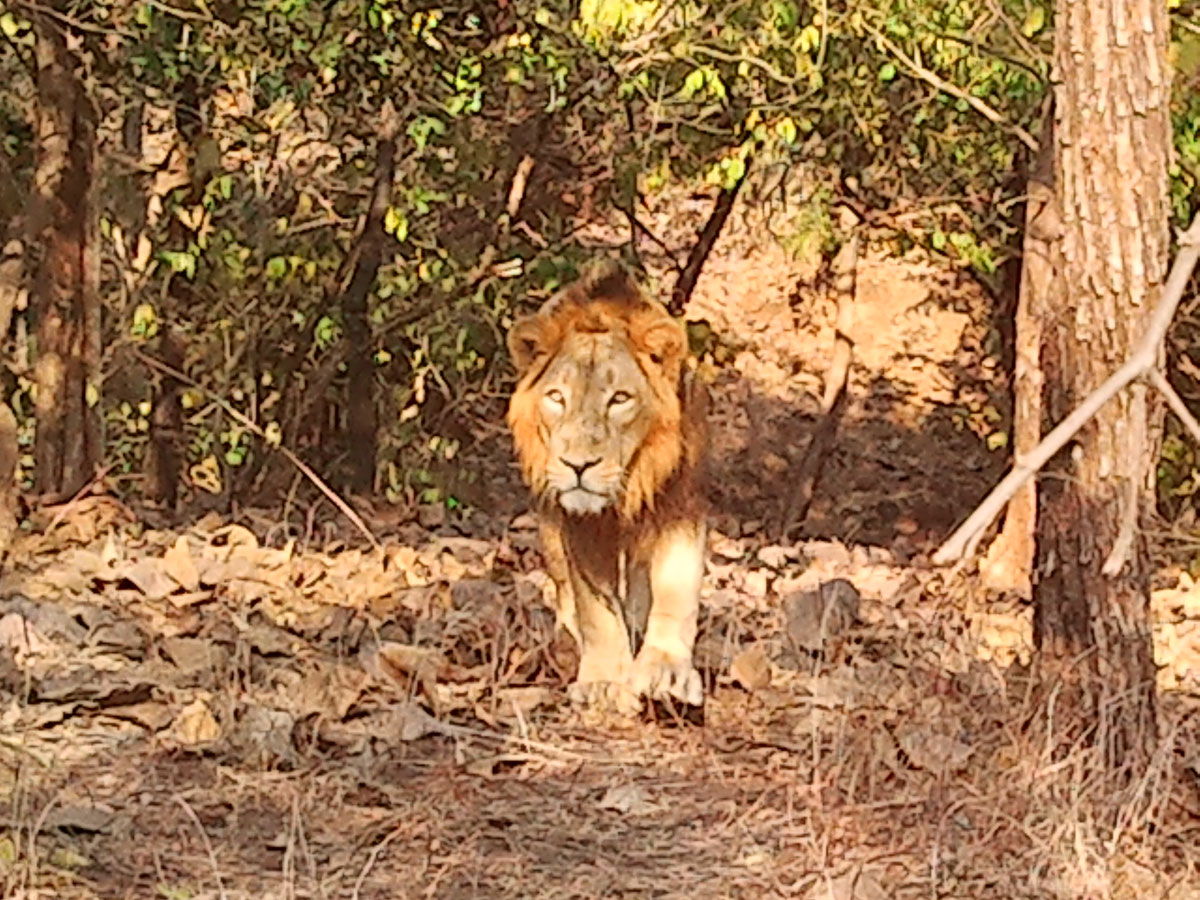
[934,213,1200,566]
[870,28,1038,152]
[134,349,381,550]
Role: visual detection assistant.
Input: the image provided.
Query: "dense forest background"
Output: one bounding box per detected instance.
[0,0,1194,520]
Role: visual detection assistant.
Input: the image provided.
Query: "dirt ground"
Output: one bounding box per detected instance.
[3,188,1200,899]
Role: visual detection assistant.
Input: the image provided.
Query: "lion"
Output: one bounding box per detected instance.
[506,262,708,713]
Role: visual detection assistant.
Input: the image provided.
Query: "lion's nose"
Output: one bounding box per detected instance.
[560,457,601,480]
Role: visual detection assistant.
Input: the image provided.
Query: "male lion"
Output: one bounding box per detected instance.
[506,263,708,713]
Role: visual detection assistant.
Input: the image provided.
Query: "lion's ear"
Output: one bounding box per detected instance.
[507,315,549,373]
[634,313,686,373]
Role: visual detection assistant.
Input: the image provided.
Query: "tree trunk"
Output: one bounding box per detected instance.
[340,132,396,493]
[28,17,102,499]
[981,100,1059,599]
[1033,0,1171,783]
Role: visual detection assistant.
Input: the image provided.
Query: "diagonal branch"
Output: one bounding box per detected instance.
[870,28,1039,152]
[933,213,1200,566]
[669,161,751,317]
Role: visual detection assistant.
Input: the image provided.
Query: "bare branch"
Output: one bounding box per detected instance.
[933,213,1200,566]
[1149,368,1200,447]
[134,350,382,551]
[870,28,1039,152]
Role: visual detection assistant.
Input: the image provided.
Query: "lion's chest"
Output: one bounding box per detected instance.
[559,513,654,651]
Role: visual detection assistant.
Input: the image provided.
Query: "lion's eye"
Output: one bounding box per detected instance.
[609,391,632,406]
[545,389,565,406]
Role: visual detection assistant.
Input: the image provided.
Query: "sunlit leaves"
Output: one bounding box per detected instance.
[1020,5,1046,37]
[265,256,288,280]
[445,55,484,116]
[678,66,727,101]
[0,9,33,44]
[131,304,160,341]
[404,114,446,152]
[160,249,197,280]
[577,0,659,44]
[384,208,409,242]
[797,23,822,54]
[314,315,341,351]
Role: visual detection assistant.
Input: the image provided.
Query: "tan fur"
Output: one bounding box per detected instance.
[506,263,709,711]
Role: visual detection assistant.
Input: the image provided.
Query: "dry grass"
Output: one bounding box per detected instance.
[0,508,1197,900]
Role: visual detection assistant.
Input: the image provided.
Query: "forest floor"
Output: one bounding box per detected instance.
[3,187,1200,899]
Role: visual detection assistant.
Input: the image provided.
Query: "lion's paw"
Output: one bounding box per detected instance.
[567,679,643,716]
[629,647,704,707]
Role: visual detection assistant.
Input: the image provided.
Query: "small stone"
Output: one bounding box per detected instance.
[417,504,446,529]
[784,578,861,653]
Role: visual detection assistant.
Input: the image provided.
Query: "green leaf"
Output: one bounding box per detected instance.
[0,12,23,37]
[265,256,288,280]
[1021,5,1046,37]
[159,250,197,280]
[776,116,798,145]
[798,24,821,53]
[878,62,897,82]
[384,207,409,241]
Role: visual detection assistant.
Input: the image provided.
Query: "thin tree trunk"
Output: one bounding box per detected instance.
[1034,0,1171,782]
[28,17,101,499]
[341,131,396,493]
[982,101,1059,598]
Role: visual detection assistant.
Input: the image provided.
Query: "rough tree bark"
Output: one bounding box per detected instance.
[1034,0,1171,780]
[28,16,102,499]
[981,100,1060,598]
[341,128,397,493]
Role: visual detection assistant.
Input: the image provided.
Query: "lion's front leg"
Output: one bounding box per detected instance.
[568,571,641,715]
[539,519,580,644]
[629,521,706,707]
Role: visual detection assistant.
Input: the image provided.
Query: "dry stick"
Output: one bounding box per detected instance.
[465,154,535,285]
[172,794,229,900]
[870,29,1038,153]
[668,161,751,317]
[980,98,1057,596]
[933,213,1200,566]
[1148,368,1200,445]
[778,211,860,538]
[133,349,381,551]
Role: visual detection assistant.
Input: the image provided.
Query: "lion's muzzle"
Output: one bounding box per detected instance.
[553,456,614,515]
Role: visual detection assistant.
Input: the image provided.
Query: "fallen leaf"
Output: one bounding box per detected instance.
[121,558,178,601]
[730,645,772,691]
[162,536,201,591]
[48,846,93,869]
[785,579,861,653]
[494,686,552,717]
[42,805,115,834]
[597,783,658,815]
[172,697,222,746]
[0,612,55,661]
[896,726,973,775]
[103,701,173,731]
[806,867,889,900]
[236,704,296,764]
[161,637,228,676]
[365,641,448,712]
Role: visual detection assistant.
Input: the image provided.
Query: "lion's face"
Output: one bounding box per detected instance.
[506,267,688,521]
[528,330,664,515]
